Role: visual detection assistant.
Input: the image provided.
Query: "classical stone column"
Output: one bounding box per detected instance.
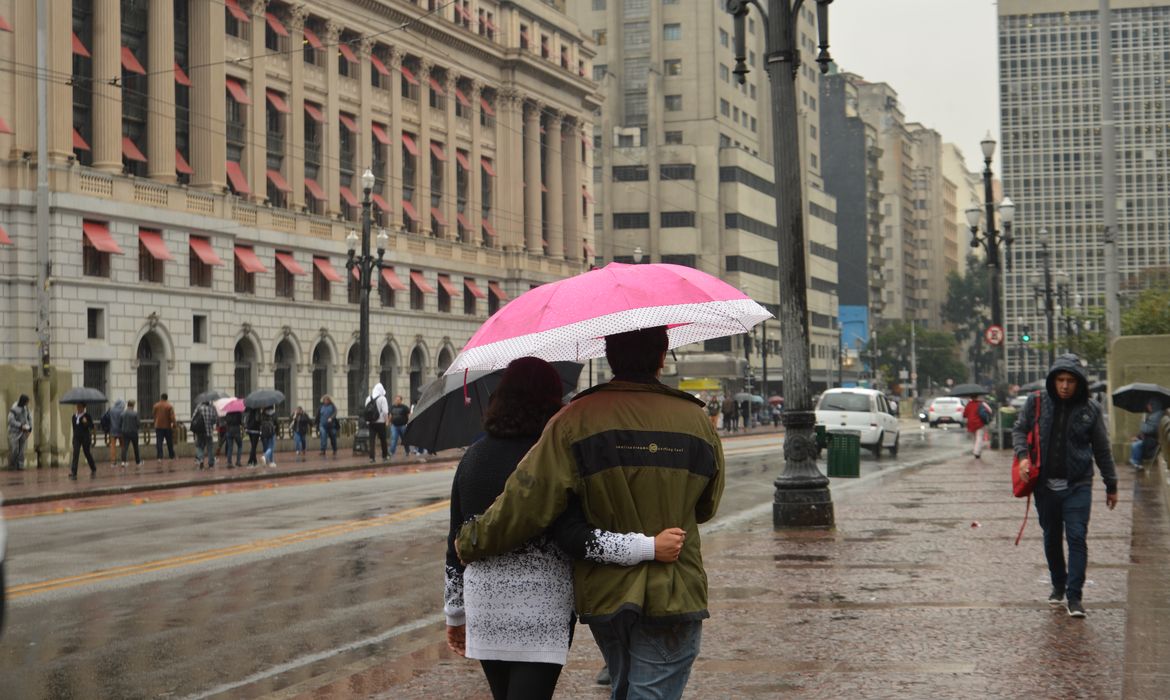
[545,111,564,259]
[324,20,342,215]
[146,0,177,181]
[416,60,433,236]
[523,100,543,253]
[467,80,483,247]
[91,0,122,172]
[387,48,403,230]
[287,6,307,210]
[561,119,582,262]
[49,0,75,159]
[582,120,595,258]
[495,87,523,252]
[190,0,226,190]
[358,37,374,186]
[247,0,268,203]
[442,73,458,241]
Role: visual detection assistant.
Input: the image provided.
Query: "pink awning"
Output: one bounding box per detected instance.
[410,270,436,294]
[138,229,173,260]
[430,206,447,227]
[121,47,146,75]
[73,128,90,151]
[456,212,471,230]
[371,123,391,145]
[339,186,359,208]
[481,218,498,238]
[266,89,290,113]
[122,137,147,162]
[369,53,390,76]
[174,62,191,86]
[303,102,324,122]
[428,76,445,95]
[265,12,288,37]
[401,199,419,221]
[339,113,358,133]
[400,65,419,85]
[0,14,12,32]
[0,116,10,135]
[464,278,486,299]
[189,236,223,265]
[455,150,470,170]
[582,187,595,204]
[72,32,90,57]
[313,257,343,282]
[302,26,323,49]
[429,141,447,161]
[225,78,251,105]
[233,246,267,274]
[275,251,306,275]
[0,224,11,246]
[454,3,471,22]
[371,193,390,211]
[487,280,508,301]
[479,96,495,116]
[350,266,374,288]
[454,88,471,107]
[82,221,123,255]
[303,178,326,201]
[338,43,358,64]
[266,169,291,193]
[437,274,461,297]
[480,157,496,176]
[225,160,251,195]
[381,267,407,291]
[176,150,193,175]
[224,0,250,23]
[401,132,418,156]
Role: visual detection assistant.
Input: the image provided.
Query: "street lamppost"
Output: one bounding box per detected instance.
[345,168,390,455]
[965,132,1014,399]
[1031,228,1057,368]
[729,0,835,529]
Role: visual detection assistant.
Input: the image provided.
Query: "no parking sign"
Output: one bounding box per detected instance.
[984,325,1004,346]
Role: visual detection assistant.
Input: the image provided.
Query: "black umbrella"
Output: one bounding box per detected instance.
[1111,382,1170,414]
[404,362,583,453]
[243,388,286,409]
[193,389,230,406]
[59,387,107,404]
[948,383,989,398]
[1089,380,1107,393]
[1019,380,1045,392]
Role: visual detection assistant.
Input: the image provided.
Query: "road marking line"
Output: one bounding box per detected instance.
[9,500,450,599]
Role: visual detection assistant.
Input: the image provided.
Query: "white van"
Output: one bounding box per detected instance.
[815,388,901,457]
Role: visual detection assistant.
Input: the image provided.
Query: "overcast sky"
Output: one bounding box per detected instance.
[830,0,1000,172]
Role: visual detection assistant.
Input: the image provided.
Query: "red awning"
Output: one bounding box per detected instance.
[429,141,447,161]
[0,14,12,32]
[225,160,250,195]
[175,150,193,175]
[0,116,12,135]
[454,88,471,107]
[487,280,508,301]
[456,212,471,230]
[303,178,326,201]
[121,137,146,162]
[275,251,306,275]
[225,0,250,23]
[481,218,497,238]
[464,278,486,299]
[401,199,419,221]
[401,132,418,156]
[233,245,267,273]
[225,78,251,105]
[371,193,389,211]
[372,123,391,145]
[381,267,407,291]
[479,96,495,116]
[483,16,498,32]
[454,3,471,22]
[581,132,592,148]
[369,53,390,76]
[339,186,359,208]
[266,169,291,192]
[400,65,419,85]
[73,128,90,151]
[480,157,496,176]
[189,236,223,265]
[82,221,123,254]
[428,76,445,95]
[437,274,461,297]
[121,46,146,75]
[338,43,358,64]
[302,26,323,49]
[583,240,595,258]
[455,150,470,170]
[339,113,358,133]
[540,182,548,193]
[265,12,288,36]
[138,229,173,260]
[72,32,89,57]
[430,206,447,227]
[583,187,595,204]
[350,266,374,288]
[266,89,290,113]
[409,270,436,294]
[303,102,324,122]
[0,224,11,246]
[174,62,191,86]
[313,257,343,282]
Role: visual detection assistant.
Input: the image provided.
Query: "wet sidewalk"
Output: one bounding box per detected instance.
[370,448,1170,699]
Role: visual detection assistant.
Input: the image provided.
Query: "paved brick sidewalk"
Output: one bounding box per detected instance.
[369,449,1170,699]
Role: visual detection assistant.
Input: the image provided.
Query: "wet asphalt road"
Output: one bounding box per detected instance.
[1,423,961,699]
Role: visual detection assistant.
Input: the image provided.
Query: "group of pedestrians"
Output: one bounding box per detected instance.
[361,386,414,463]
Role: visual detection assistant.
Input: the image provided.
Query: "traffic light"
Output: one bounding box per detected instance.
[1020,326,1032,343]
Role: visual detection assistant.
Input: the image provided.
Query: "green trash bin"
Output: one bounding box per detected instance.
[815,424,828,451]
[991,407,1018,450]
[827,430,861,478]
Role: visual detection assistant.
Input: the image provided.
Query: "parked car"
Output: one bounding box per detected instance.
[1009,395,1029,410]
[814,388,901,457]
[925,396,966,428]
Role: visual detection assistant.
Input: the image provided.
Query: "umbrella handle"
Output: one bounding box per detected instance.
[464,368,471,407]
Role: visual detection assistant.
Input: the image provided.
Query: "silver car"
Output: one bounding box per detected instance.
[815,388,901,457]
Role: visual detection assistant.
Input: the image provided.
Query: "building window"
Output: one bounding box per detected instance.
[410,269,425,310]
[87,308,104,339]
[660,164,694,180]
[664,131,683,144]
[592,29,606,45]
[189,239,213,288]
[312,257,331,302]
[192,314,207,344]
[225,0,249,39]
[719,64,730,82]
[613,212,650,229]
[719,28,728,47]
[662,23,681,41]
[664,59,681,76]
[592,0,605,8]
[82,238,110,278]
[593,64,607,80]
[661,211,696,227]
[234,253,255,294]
[664,95,682,111]
[613,165,649,181]
[750,84,756,99]
[347,274,361,304]
[83,361,109,414]
[138,234,165,284]
[719,133,732,147]
[720,99,730,117]
[751,117,757,132]
[464,280,478,316]
[275,251,295,299]
[438,277,452,313]
[379,274,395,308]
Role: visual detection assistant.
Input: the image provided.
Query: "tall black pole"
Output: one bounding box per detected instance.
[358,186,372,411]
[981,156,1002,394]
[1040,240,1055,367]
[730,0,834,529]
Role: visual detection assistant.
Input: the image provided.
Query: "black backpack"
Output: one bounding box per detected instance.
[364,398,380,423]
[99,411,112,434]
[190,409,207,436]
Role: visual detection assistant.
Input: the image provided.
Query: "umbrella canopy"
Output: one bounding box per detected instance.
[948,383,989,398]
[243,389,285,409]
[732,392,753,402]
[768,395,784,405]
[1019,380,1045,392]
[1111,382,1170,413]
[1089,380,1107,393]
[214,397,246,414]
[59,387,107,404]
[404,362,583,453]
[444,262,772,375]
[194,389,230,407]
[750,395,765,405]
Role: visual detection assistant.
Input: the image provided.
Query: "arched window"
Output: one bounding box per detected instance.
[379,346,397,398]
[409,346,426,405]
[137,334,164,414]
[312,343,333,405]
[234,339,257,398]
[273,340,296,416]
[347,344,364,416]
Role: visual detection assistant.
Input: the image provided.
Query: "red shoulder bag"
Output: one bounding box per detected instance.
[1012,394,1041,545]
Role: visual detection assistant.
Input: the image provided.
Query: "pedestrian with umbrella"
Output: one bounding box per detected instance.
[190,399,218,470]
[60,387,105,479]
[1125,398,1164,470]
[215,398,246,468]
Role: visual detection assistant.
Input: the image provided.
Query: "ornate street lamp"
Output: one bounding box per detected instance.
[1031,228,1057,367]
[345,168,390,455]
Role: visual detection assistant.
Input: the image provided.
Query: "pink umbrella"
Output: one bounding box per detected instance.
[214,397,246,414]
[445,262,772,375]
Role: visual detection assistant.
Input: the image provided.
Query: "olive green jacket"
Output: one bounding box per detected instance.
[457,379,725,623]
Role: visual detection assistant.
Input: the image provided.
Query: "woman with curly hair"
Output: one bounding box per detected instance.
[444,357,683,700]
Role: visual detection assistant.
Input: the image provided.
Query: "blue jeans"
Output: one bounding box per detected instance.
[263,435,275,463]
[1130,438,1155,465]
[195,434,215,467]
[319,424,337,453]
[1035,482,1092,601]
[589,611,702,700]
[389,423,406,455]
[293,431,306,453]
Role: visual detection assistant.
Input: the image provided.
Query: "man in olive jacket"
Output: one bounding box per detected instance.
[457,326,724,698]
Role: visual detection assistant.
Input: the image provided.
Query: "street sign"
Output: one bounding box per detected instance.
[984,324,1005,346]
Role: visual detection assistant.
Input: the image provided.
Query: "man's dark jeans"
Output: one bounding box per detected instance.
[155,428,175,459]
[1035,482,1092,601]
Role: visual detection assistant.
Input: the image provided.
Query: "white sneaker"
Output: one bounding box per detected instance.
[269,461,276,469]
[260,455,268,467]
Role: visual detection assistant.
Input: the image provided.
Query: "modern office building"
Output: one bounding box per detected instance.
[998,0,1170,380]
[570,0,841,393]
[0,0,601,460]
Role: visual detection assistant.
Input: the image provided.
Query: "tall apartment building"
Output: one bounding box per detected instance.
[941,144,983,256]
[907,124,960,330]
[999,0,1170,380]
[0,0,600,442]
[570,0,841,393]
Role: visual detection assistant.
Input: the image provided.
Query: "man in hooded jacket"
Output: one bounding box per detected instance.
[366,382,391,462]
[1012,353,1117,618]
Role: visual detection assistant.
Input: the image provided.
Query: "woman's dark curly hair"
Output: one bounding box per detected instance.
[482,357,565,438]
